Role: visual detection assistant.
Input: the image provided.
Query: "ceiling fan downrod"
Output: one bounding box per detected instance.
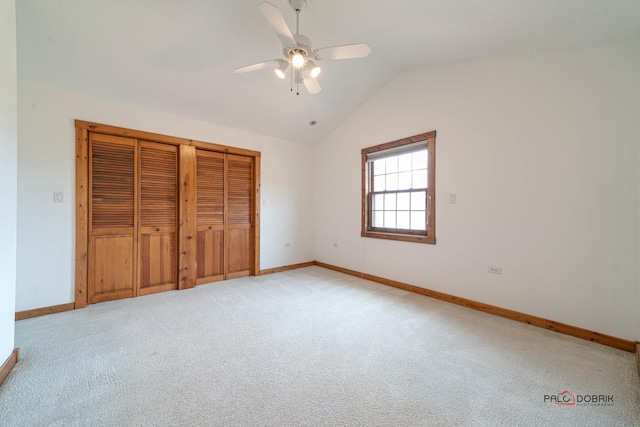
[290,0,305,34]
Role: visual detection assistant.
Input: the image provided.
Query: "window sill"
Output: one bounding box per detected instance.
[361,231,435,244]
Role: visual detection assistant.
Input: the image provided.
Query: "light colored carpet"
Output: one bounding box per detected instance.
[1,266,638,426]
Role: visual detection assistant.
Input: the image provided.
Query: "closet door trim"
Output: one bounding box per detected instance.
[76,120,260,157]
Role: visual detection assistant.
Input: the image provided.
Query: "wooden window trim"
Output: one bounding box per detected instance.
[361,130,436,244]
[75,120,261,308]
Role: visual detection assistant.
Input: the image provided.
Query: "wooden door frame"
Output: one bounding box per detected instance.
[75,120,261,308]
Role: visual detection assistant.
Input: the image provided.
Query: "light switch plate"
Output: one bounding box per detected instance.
[53,192,64,203]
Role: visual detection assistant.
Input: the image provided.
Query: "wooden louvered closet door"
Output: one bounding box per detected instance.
[138,141,178,296]
[83,126,257,305]
[226,154,253,279]
[195,150,225,284]
[88,134,137,303]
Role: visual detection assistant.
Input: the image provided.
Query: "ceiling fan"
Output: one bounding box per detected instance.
[235,0,371,95]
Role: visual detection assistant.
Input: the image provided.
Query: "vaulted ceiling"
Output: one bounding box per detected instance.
[17,0,640,143]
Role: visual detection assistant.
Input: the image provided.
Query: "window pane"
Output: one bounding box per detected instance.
[373,159,385,176]
[374,175,385,191]
[398,153,412,172]
[397,193,410,210]
[398,171,411,190]
[397,211,410,229]
[384,211,396,228]
[384,193,396,210]
[386,156,398,173]
[412,169,428,188]
[411,211,426,230]
[411,191,426,210]
[412,150,428,170]
[373,194,384,210]
[386,173,398,191]
[373,211,383,228]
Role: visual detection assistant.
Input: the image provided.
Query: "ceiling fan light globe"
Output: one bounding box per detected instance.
[275,60,289,79]
[292,52,305,68]
[307,61,321,78]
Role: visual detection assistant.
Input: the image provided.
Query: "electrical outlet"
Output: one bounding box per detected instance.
[449,193,456,204]
[284,243,290,247]
[53,192,64,203]
[488,266,502,275]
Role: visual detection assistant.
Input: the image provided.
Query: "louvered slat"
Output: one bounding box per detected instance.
[227,158,252,225]
[92,141,135,228]
[197,154,224,225]
[140,145,177,227]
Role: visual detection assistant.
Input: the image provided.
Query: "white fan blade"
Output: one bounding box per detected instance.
[259,2,296,48]
[313,43,371,61]
[303,77,321,94]
[234,59,281,73]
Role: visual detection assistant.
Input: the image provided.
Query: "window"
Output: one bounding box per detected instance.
[361,131,436,244]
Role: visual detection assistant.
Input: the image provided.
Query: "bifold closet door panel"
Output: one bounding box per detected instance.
[196,150,225,284]
[226,154,253,279]
[88,133,137,304]
[138,141,178,295]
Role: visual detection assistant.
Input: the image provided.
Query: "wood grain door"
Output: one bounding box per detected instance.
[226,154,254,279]
[138,141,178,296]
[195,150,225,284]
[88,133,137,303]
[77,122,261,308]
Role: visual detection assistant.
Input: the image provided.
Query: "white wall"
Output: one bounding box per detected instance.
[0,0,18,360]
[16,81,315,311]
[315,40,640,341]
